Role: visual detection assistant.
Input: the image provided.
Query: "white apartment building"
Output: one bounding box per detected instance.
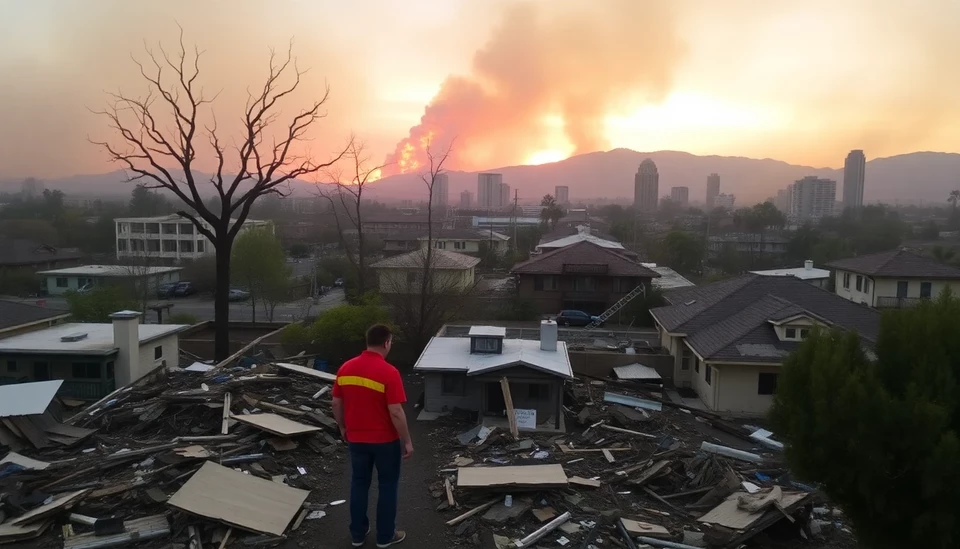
[788,176,836,220]
[115,215,272,261]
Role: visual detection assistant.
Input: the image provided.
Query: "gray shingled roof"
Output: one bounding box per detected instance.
[0,300,70,331]
[826,249,960,279]
[650,274,880,363]
[0,239,84,267]
[370,248,480,270]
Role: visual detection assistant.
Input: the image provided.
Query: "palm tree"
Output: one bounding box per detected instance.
[949,190,960,211]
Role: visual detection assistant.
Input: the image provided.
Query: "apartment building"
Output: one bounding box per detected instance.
[115,215,272,261]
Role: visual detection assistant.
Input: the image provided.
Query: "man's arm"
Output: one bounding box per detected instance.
[332,396,347,440]
[387,403,413,459]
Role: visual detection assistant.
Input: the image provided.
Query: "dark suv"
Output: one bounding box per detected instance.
[157,282,178,299]
[173,281,196,297]
[556,310,602,327]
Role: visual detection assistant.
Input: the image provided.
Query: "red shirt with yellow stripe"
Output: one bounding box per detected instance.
[332,350,407,444]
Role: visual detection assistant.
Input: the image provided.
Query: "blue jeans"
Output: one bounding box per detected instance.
[349,440,402,545]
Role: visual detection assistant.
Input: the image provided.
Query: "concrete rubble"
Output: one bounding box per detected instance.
[429,375,856,548]
[0,354,343,548]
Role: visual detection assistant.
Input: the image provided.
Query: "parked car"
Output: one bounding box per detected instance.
[556,309,602,327]
[173,281,196,297]
[334,278,344,287]
[228,289,250,301]
[157,282,178,299]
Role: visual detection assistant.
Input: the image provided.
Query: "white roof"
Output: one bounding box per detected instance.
[538,233,624,251]
[414,337,573,379]
[468,326,507,337]
[613,363,662,381]
[751,267,831,280]
[0,380,63,417]
[0,322,188,355]
[36,265,183,277]
[641,263,696,290]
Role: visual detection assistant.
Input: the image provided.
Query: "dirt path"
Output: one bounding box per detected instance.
[296,377,457,548]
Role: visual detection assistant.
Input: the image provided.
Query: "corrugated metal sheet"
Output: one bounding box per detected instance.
[0,380,62,417]
[613,364,662,381]
[603,391,663,411]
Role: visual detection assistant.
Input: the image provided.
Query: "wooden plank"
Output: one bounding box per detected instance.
[500,378,518,440]
[568,476,601,488]
[457,464,567,490]
[620,518,670,538]
[602,449,615,463]
[0,451,49,470]
[231,413,321,437]
[444,477,456,507]
[0,520,52,543]
[599,424,658,439]
[275,362,336,383]
[241,395,306,417]
[168,461,309,536]
[556,443,633,454]
[63,515,170,549]
[445,499,499,526]
[217,528,233,549]
[222,393,233,435]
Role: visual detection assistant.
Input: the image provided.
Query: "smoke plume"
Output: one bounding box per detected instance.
[383,0,684,175]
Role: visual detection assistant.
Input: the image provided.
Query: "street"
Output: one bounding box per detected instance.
[6,288,346,324]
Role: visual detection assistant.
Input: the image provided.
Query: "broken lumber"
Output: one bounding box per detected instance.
[221,393,232,435]
[444,477,456,507]
[500,377,519,440]
[241,395,305,417]
[602,449,616,463]
[515,511,572,548]
[599,424,658,439]
[700,441,763,464]
[445,499,499,526]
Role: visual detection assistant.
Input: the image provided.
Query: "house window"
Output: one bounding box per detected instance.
[842,272,851,289]
[162,240,178,252]
[441,374,465,396]
[694,357,700,374]
[71,362,101,379]
[534,276,558,291]
[162,223,177,234]
[855,275,862,291]
[573,277,596,291]
[705,366,713,385]
[920,281,932,298]
[785,327,797,339]
[180,240,194,253]
[6,360,16,373]
[799,328,809,339]
[435,241,447,249]
[681,347,691,371]
[758,372,779,395]
[56,277,68,288]
[117,239,128,251]
[454,241,465,250]
[897,280,908,298]
[864,279,871,293]
[528,384,548,399]
[179,223,194,235]
[154,346,163,360]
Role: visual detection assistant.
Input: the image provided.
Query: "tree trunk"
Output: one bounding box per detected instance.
[213,231,233,361]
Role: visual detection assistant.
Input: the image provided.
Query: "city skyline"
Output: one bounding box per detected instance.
[3,1,960,180]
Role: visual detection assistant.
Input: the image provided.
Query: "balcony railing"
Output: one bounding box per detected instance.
[876,296,927,309]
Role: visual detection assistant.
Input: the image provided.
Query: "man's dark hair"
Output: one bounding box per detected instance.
[366,324,392,348]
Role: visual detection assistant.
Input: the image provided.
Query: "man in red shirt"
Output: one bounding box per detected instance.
[332,324,412,548]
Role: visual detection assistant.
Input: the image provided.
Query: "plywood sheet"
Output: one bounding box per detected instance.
[275,363,336,382]
[568,476,601,488]
[0,451,49,470]
[457,464,567,490]
[168,461,309,536]
[0,380,62,417]
[621,518,670,538]
[232,413,321,437]
[0,520,51,544]
[11,489,89,525]
[697,490,808,530]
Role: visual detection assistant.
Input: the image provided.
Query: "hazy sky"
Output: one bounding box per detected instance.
[2,0,959,179]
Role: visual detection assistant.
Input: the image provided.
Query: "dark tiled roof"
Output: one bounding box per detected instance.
[511,240,660,277]
[825,249,960,279]
[0,239,84,267]
[650,274,880,363]
[371,248,480,270]
[0,300,70,331]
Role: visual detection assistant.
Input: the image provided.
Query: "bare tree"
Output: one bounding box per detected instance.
[91,29,347,359]
[318,141,386,297]
[417,139,455,340]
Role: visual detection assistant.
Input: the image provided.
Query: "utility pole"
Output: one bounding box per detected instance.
[513,189,519,251]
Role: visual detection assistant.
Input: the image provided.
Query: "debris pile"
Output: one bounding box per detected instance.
[0,359,343,548]
[429,377,854,549]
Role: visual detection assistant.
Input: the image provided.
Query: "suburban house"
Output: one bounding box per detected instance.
[382,229,510,257]
[37,265,182,296]
[0,300,71,339]
[414,322,573,430]
[361,214,454,236]
[641,263,696,291]
[115,214,272,261]
[0,238,84,273]
[650,274,879,416]
[0,311,189,399]
[511,240,660,315]
[826,248,960,308]
[371,249,480,294]
[707,234,788,258]
[751,260,831,288]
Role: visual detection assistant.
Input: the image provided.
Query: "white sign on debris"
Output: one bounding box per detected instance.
[514,409,537,430]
